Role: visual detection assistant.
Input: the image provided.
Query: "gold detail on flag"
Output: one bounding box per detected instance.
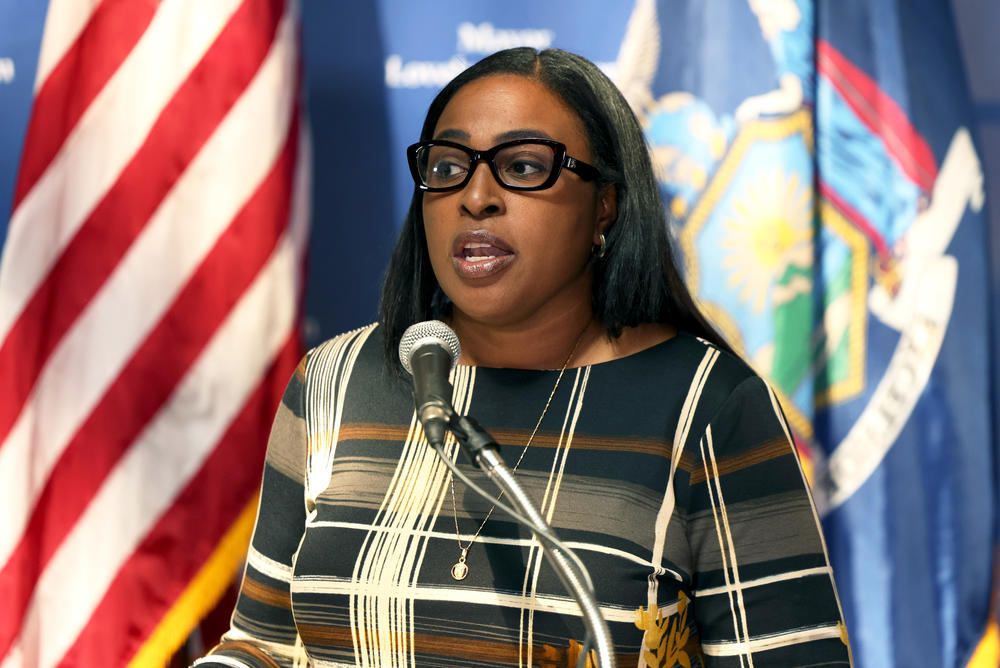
[814,199,870,409]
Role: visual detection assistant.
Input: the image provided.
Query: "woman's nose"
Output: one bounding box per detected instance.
[458,161,505,218]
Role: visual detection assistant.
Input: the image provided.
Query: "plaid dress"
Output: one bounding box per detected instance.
[196,324,852,668]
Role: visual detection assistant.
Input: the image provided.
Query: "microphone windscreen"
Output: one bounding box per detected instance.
[398,320,461,375]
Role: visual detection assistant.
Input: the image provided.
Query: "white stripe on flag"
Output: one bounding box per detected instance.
[0,8,299,568]
[0,0,242,341]
[32,0,100,91]
[6,224,304,668]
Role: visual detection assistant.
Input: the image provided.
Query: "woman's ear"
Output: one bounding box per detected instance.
[594,184,618,241]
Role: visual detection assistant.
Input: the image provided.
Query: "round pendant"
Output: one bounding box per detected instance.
[450,561,469,581]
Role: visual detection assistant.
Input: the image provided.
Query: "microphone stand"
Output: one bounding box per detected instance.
[445,413,617,668]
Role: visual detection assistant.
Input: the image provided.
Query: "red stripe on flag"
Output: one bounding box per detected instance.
[0,111,299,658]
[0,0,285,450]
[817,39,938,192]
[11,0,157,211]
[818,179,892,261]
[62,331,301,668]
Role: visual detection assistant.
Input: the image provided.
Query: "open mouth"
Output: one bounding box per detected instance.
[460,241,513,262]
[451,232,516,278]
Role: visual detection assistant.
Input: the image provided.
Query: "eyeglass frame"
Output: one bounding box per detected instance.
[406,137,601,192]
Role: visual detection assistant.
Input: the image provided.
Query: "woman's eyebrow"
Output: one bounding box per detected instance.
[494,128,552,142]
[431,128,554,143]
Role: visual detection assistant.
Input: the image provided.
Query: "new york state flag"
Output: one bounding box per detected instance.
[612,0,995,666]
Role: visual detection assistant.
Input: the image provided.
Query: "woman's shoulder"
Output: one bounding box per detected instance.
[672,334,789,440]
[680,332,759,391]
[621,329,755,384]
[300,322,385,386]
[624,330,769,418]
[307,322,381,357]
[305,322,381,364]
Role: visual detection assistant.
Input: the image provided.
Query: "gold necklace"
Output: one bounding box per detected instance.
[448,328,587,581]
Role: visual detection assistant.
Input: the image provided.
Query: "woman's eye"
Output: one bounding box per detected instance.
[502,158,547,181]
[429,159,466,181]
[509,159,544,175]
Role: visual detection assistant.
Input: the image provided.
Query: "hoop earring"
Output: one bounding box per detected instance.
[594,233,607,259]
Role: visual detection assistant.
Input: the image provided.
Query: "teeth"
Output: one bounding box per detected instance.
[465,242,491,249]
[466,255,495,261]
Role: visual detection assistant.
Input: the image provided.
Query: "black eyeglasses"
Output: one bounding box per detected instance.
[406,138,600,192]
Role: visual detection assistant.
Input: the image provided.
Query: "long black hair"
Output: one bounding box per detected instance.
[379,47,732,372]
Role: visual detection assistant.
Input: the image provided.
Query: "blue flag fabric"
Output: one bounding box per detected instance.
[813,4,993,666]
[614,1,995,666]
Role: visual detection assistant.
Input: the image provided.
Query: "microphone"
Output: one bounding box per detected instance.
[398,320,461,448]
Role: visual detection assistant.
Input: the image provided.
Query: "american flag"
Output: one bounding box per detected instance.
[0,0,309,665]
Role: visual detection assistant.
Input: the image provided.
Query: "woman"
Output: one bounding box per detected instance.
[197,48,852,667]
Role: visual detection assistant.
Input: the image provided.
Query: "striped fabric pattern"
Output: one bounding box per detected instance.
[0,1,308,665]
[201,326,852,667]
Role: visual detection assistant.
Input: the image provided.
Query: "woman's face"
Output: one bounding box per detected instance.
[422,74,615,331]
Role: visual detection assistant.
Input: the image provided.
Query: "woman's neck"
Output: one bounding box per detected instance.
[451,309,598,369]
[450,312,676,369]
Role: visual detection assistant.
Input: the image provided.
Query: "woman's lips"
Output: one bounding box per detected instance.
[451,231,515,278]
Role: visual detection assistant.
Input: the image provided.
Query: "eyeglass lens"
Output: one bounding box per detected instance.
[417,143,557,189]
